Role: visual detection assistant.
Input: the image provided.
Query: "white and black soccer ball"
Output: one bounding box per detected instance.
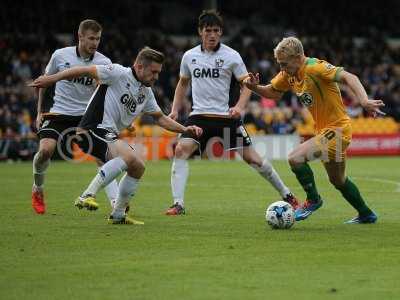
[265,200,295,229]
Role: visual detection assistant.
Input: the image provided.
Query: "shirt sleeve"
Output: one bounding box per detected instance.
[95,63,125,85]
[231,52,248,80]
[45,51,59,75]
[179,52,191,78]
[312,61,344,82]
[143,90,162,113]
[270,71,290,92]
[102,57,112,65]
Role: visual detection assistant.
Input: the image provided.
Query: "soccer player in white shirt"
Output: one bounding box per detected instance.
[31,19,119,214]
[30,47,202,224]
[165,10,300,215]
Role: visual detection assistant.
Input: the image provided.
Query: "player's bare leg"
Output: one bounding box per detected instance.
[166,139,198,215]
[323,160,377,224]
[323,160,346,187]
[239,146,299,209]
[32,138,57,214]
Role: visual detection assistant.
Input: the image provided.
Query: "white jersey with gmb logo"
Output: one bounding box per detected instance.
[45,46,111,116]
[180,43,248,116]
[79,64,161,134]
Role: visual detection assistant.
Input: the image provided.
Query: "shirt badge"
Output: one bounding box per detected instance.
[215,58,224,68]
[137,93,145,104]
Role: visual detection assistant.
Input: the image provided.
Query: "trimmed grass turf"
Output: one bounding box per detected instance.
[1,157,400,299]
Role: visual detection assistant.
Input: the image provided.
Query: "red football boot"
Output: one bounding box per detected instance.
[165,203,185,215]
[32,188,46,214]
[283,193,301,210]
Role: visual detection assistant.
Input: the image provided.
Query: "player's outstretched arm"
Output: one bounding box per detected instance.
[339,70,385,116]
[29,66,99,89]
[169,76,190,120]
[242,72,283,100]
[148,112,203,137]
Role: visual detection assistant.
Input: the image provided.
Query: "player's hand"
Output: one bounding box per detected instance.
[28,75,56,88]
[361,99,385,117]
[243,72,260,89]
[168,110,179,121]
[229,106,242,119]
[184,125,203,138]
[35,114,42,130]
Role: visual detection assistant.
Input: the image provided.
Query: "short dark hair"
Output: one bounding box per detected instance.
[198,9,223,29]
[78,19,102,34]
[136,47,165,66]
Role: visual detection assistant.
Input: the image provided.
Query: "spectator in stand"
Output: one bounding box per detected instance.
[0,1,399,163]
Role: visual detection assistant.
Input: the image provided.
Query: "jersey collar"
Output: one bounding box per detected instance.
[295,57,308,80]
[201,42,221,53]
[75,46,94,61]
[130,67,141,84]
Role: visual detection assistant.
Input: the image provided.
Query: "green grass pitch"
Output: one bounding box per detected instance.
[1,157,400,299]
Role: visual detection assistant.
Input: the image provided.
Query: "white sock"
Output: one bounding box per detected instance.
[171,158,189,207]
[101,167,119,207]
[33,152,50,189]
[253,160,291,198]
[82,157,127,198]
[111,174,139,219]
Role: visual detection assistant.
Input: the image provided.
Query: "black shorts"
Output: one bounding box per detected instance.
[180,115,252,154]
[76,128,118,163]
[37,114,82,141]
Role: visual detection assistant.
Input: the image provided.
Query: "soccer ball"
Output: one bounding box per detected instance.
[265,201,295,229]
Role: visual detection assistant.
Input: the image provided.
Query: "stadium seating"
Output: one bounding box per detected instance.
[1,1,399,160]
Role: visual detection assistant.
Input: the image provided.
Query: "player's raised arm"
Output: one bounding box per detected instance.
[243,72,283,100]
[169,76,190,120]
[29,66,99,89]
[338,70,385,116]
[148,111,203,137]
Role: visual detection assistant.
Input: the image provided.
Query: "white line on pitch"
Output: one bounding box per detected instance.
[353,177,400,192]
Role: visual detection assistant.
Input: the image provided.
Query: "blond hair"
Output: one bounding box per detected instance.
[274,37,304,58]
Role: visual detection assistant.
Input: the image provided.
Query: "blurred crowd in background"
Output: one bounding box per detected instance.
[1,0,399,160]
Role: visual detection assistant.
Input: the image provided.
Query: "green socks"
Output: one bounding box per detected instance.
[291,163,372,216]
[291,163,320,202]
[336,177,373,216]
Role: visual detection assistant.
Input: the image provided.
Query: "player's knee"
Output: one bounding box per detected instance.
[125,156,145,178]
[243,154,261,168]
[38,147,53,160]
[39,140,56,160]
[174,143,190,159]
[288,153,300,167]
[288,149,308,167]
[329,175,345,188]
